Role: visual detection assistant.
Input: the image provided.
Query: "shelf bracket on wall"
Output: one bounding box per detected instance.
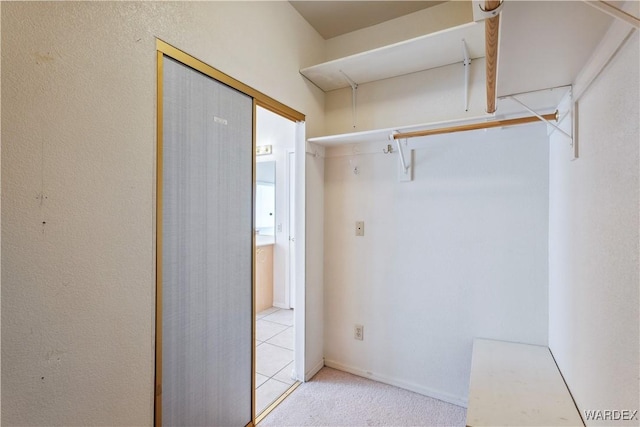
[390,131,413,182]
[340,70,359,129]
[555,88,578,160]
[462,39,471,112]
[503,95,572,139]
[500,92,577,159]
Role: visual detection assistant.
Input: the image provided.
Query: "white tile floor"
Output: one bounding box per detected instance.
[256,307,295,415]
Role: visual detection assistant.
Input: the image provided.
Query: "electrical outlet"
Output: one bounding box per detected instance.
[354,324,364,341]
[355,221,364,236]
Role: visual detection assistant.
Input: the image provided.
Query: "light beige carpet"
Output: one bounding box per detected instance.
[259,367,466,426]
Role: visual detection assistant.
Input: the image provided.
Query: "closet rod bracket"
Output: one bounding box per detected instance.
[476,0,504,19]
[502,95,572,141]
[390,132,413,181]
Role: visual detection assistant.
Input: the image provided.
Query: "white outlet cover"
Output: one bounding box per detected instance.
[354,324,364,340]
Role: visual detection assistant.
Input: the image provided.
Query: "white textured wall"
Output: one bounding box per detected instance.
[548,32,639,426]
[1,2,324,425]
[323,124,550,405]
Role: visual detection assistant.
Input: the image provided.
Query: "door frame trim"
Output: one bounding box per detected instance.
[156,39,304,122]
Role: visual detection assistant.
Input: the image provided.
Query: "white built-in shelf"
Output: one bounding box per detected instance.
[307,114,492,147]
[300,21,485,92]
[307,86,571,147]
[466,339,583,427]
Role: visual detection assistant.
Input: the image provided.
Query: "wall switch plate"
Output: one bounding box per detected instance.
[354,325,364,340]
[355,221,364,236]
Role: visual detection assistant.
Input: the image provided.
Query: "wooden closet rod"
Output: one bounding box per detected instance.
[393,112,558,140]
[485,0,501,114]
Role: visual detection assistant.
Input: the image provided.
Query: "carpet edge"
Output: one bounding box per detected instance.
[323,359,468,408]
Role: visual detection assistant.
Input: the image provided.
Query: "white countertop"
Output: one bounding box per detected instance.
[255,235,274,247]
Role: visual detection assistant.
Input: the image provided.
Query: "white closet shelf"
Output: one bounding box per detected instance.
[308,114,493,146]
[300,22,486,92]
[307,86,571,147]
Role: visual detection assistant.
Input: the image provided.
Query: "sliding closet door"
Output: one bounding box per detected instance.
[160,55,253,426]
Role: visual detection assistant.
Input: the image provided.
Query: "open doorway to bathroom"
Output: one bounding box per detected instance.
[254,106,298,416]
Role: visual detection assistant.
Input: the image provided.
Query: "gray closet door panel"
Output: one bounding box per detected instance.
[162,56,253,426]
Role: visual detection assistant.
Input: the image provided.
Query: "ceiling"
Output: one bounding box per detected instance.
[289,1,447,39]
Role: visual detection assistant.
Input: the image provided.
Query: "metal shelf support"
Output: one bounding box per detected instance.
[462,39,471,111]
[390,132,413,181]
[340,70,359,129]
[503,95,572,141]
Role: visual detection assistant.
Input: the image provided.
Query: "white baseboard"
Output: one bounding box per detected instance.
[273,301,289,309]
[324,359,468,408]
[304,358,325,381]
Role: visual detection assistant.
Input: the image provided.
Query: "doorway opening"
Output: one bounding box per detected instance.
[254,106,299,417]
